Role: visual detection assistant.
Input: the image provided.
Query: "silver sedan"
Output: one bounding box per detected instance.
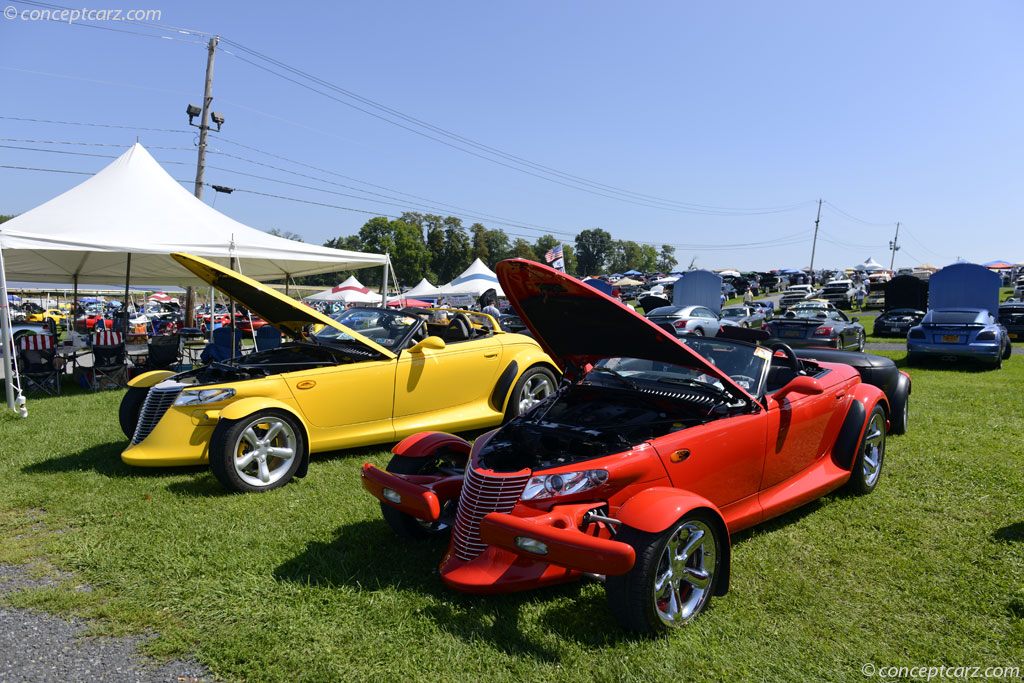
[645,305,725,337]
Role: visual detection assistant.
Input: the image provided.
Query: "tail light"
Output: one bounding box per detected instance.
[976,330,996,340]
[761,323,768,331]
[813,326,834,336]
[908,328,925,339]
[673,320,688,329]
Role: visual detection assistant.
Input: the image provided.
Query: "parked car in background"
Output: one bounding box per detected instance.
[906,263,1011,368]
[719,304,766,329]
[864,281,887,309]
[363,258,901,633]
[645,305,724,337]
[119,253,559,493]
[820,280,858,309]
[872,308,926,338]
[999,302,1024,343]
[27,308,67,327]
[779,284,813,310]
[764,302,865,351]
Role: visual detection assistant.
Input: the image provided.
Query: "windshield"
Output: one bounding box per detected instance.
[784,308,830,320]
[591,337,769,397]
[999,308,1024,325]
[721,308,747,319]
[314,307,421,349]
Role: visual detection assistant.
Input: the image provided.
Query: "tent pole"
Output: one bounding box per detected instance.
[379,254,390,309]
[284,275,290,298]
[228,256,236,356]
[123,253,132,334]
[0,247,18,412]
[72,274,78,338]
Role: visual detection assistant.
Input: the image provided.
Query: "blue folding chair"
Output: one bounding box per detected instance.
[200,326,241,364]
[255,325,282,351]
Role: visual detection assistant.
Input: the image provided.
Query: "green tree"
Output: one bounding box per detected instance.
[639,244,659,273]
[511,238,535,259]
[266,228,304,242]
[437,217,470,282]
[0,215,15,224]
[575,228,613,275]
[482,229,511,268]
[656,244,677,273]
[470,223,489,264]
[561,244,578,275]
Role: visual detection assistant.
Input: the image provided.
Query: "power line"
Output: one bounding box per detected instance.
[0,138,193,151]
[0,115,190,134]
[821,201,895,227]
[7,0,818,216]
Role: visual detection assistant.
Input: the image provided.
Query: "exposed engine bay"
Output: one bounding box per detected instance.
[168,342,375,387]
[479,383,717,472]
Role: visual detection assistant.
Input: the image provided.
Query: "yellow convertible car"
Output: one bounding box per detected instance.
[119,253,559,493]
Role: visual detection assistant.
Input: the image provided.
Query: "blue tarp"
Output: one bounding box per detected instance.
[928,263,1000,315]
[582,278,613,296]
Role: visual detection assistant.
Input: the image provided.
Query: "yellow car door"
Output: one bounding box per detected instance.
[392,335,503,435]
[286,360,397,449]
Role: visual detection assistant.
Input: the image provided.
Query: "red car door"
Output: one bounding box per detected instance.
[760,384,845,490]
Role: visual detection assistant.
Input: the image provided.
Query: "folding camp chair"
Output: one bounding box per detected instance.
[91,330,128,391]
[17,334,61,397]
[146,333,181,370]
[255,325,282,351]
[199,326,241,365]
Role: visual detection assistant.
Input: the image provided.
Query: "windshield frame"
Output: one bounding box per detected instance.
[313,306,424,351]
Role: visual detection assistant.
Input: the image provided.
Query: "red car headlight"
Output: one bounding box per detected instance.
[521,469,609,501]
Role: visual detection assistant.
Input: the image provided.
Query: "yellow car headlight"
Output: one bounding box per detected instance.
[173,388,236,406]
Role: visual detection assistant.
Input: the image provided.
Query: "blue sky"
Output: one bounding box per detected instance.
[1,0,1021,272]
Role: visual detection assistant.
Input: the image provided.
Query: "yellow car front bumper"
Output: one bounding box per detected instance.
[121,405,216,467]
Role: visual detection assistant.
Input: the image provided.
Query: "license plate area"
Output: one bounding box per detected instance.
[941,334,959,343]
[782,329,803,338]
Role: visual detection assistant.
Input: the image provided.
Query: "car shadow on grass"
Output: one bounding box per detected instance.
[21,442,207,482]
[274,520,632,656]
[993,521,1024,543]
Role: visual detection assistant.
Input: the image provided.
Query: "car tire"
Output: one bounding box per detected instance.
[505,366,557,419]
[906,353,918,367]
[846,404,886,495]
[118,387,149,439]
[992,352,1003,370]
[606,512,722,633]
[889,384,909,436]
[380,452,464,540]
[1002,338,1012,360]
[209,410,305,493]
[856,331,865,352]
[690,328,704,337]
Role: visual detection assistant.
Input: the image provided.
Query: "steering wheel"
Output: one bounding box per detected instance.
[769,342,801,374]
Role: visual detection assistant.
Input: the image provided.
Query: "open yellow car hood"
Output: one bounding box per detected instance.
[171,252,396,359]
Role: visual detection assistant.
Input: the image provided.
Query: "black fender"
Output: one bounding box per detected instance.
[832,399,867,470]
[489,361,518,411]
[887,372,911,435]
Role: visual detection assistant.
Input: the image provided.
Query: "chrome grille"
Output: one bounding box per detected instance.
[131,385,183,444]
[452,467,529,561]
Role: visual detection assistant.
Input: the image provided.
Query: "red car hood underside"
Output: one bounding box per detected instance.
[496,259,752,399]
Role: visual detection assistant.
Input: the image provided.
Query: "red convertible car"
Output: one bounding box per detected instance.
[362,259,908,633]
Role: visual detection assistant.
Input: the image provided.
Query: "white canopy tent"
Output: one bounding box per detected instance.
[401,277,443,300]
[304,275,382,304]
[0,143,388,414]
[437,258,504,297]
[853,257,886,272]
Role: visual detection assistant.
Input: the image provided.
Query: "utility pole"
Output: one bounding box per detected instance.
[185,36,219,332]
[194,36,218,199]
[889,222,901,271]
[808,199,822,285]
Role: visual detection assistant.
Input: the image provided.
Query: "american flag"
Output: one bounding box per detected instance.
[544,244,563,264]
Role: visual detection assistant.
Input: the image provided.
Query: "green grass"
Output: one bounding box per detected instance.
[1,354,1023,682]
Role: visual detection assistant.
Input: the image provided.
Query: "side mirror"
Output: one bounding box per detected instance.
[775,374,824,399]
[850,317,859,323]
[408,336,446,353]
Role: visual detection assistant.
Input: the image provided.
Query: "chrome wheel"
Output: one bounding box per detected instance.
[860,411,885,487]
[518,372,554,413]
[232,416,298,488]
[652,519,716,628]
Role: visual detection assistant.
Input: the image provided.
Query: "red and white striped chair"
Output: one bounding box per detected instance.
[16,334,60,397]
[91,330,128,391]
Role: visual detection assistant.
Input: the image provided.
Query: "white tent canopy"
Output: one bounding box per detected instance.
[0,144,387,285]
[853,257,886,272]
[402,277,442,299]
[304,275,382,303]
[438,258,504,297]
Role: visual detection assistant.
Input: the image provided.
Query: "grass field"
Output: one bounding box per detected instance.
[1,351,1023,682]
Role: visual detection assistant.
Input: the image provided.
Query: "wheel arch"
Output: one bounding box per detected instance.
[215,398,312,477]
[495,355,561,413]
[831,384,889,470]
[392,431,471,461]
[127,370,176,388]
[615,487,731,596]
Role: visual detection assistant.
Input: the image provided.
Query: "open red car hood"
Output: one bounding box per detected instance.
[496,259,753,399]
